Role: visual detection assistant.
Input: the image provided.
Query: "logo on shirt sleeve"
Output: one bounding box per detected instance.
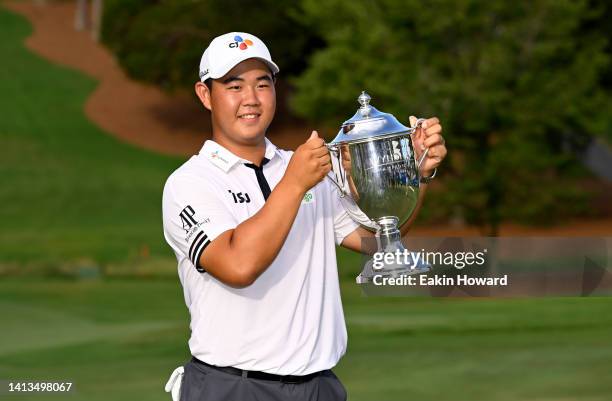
[179,205,210,241]
[180,206,197,232]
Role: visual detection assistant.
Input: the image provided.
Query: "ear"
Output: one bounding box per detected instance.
[195,81,212,111]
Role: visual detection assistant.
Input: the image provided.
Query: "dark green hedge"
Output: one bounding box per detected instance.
[101,0,323,89]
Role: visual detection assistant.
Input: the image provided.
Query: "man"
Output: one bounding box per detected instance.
[162,32,446,401]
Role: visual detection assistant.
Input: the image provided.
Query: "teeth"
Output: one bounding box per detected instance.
[239,114,258,119]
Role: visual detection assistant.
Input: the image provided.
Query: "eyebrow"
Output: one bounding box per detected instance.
[222,75,273,84]
[222,76,243,84]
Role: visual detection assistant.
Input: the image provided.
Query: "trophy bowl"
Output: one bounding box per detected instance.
[327,91,431,284]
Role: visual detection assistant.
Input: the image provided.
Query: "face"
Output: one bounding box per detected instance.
[196,58,276,146]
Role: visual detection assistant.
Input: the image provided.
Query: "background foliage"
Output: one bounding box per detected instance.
[101,0,323,89]
[290,0,612,233]
[101,0,612,233]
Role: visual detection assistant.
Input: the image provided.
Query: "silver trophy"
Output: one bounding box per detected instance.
[327,91,431,284]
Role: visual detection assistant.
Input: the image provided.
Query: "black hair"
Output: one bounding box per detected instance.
[204,78,213,92]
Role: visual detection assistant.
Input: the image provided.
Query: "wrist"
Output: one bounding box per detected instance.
[420,168,433,177]
[420,168,437,184]
[278,177,306,199]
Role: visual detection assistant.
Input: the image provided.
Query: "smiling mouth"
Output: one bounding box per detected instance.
[238,113,261,120]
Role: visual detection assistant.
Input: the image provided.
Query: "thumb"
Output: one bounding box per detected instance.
[307,130,319,141]
[410,115,425,142]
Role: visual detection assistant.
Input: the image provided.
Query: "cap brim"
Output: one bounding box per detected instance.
[209,57,280,80]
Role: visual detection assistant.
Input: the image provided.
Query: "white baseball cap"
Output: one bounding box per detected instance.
[198,32,280,82]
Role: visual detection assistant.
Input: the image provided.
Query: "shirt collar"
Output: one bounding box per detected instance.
[200,138,279,173]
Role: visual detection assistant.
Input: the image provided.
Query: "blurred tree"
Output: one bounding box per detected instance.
[101,0,323,90]
[291,0,612,234]
[585,0,612,118]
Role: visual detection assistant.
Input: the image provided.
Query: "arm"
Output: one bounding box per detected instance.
[201,179,303,287]
[200,131,331,288]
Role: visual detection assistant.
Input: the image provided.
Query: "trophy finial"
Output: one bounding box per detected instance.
[358,91,372,117]
[358,91,371,107]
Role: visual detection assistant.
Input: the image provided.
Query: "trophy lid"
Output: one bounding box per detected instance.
[329,91,411,144]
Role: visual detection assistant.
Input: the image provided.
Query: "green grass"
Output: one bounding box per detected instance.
[1,278,612,401]
[0,6,182,267]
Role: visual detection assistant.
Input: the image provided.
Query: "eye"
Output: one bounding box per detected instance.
[227,85,241,90]
[257,83,270,89]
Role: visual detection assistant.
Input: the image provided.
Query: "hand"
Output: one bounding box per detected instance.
[284,131,332,193]
[409,116,447,178]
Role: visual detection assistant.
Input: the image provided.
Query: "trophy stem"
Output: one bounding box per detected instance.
[376,216,403,252]
[356,216,430,284]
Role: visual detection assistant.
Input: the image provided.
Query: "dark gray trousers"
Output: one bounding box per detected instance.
[180,360,347,401]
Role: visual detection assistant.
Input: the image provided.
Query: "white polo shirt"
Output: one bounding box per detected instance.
[162,138,359,375]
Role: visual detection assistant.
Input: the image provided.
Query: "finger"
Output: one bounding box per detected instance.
[307,130,319,142]
[321,151,331,161]
[312,146,330,158]
[320,155,332,167]
[421,156,441,170]
[424,134,445,148]
[409,115,418,128]
[424,124,442,137]
[307,138,326,150]
[306,131,326,148]
[425,145,447,162]
[434,145,447,160]
[424,117,439,129]
[426,147,444,159]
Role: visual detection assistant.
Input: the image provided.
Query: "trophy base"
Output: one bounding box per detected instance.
[356,216,431,284]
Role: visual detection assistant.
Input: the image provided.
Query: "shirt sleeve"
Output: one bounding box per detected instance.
[162,174,238,272]
[328,179,360,245]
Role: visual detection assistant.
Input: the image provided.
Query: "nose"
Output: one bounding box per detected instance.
[242,85,261,107]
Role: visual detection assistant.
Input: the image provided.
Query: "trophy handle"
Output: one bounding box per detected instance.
[325,143,347,197]
[411,118,430,170]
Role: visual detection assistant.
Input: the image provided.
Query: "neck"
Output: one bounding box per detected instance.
[212,133,266,165]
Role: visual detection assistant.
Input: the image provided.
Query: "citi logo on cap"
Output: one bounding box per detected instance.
[228,35,254,50]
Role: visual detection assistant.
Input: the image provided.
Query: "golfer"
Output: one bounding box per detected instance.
[162,32,446,401]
